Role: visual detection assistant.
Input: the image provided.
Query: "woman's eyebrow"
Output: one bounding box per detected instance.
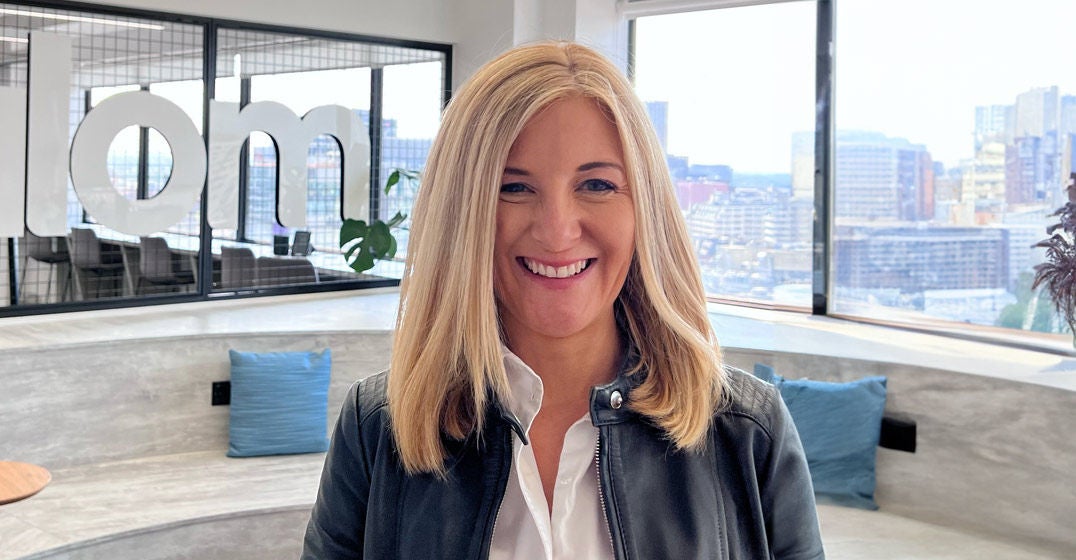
[503,161,624,176]
[577,161,624,172]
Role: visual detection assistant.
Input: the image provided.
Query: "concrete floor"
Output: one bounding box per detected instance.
[818,505,1064,559]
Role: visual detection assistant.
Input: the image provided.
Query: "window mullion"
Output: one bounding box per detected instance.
[812,0,834,316]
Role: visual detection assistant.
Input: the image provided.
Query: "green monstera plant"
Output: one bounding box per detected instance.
[1032,172,1076,336]
[339,169,419,274]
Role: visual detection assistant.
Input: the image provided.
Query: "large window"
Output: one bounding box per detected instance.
[631,0,1071,342]
[1,1,448,313]
[632,1,817,307]
[833,0,1068,335]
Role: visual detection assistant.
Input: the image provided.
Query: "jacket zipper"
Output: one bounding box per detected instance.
[486,428,513,559]
[595,430,618,558]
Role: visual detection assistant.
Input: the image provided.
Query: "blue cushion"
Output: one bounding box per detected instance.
[753,363,779,384]
[752,363,887,510]
[227,349,331,457]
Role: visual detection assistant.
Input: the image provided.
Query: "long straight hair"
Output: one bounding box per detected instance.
[389,41,724,475]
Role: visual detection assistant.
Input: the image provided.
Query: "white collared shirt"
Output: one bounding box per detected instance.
[489,348,614,560]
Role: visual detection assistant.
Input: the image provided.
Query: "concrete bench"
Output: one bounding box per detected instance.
[0,307,392,559]
[725,349,1074,559]
[1,291,1072,558]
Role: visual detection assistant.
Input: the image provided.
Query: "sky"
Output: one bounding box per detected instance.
[95,0,1076,175]
[632,0,1076,173]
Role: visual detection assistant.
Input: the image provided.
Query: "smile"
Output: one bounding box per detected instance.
[521,257,592,279]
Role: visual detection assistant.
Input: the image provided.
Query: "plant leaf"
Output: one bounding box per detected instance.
[339,219,368,248]
[386,232,398,260]
[351,249,375,273]
[386,211,408,228]
[342,240,362,262]
[368,221,393,257]
[385,169,400,195]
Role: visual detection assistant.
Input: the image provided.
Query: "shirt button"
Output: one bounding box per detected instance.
[609,390,623,410]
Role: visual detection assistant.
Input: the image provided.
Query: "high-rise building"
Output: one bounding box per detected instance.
[1007,136,1041,205]
[1010,87,1064,206]
[645,100,669,154]
[994,217,1048,291]
[834,130,932,222]
[1060,95,1076,136]
[962,141,1007,212]
[975,104,1013,149]
[1014,86,1059,139]
[835,224,1010,293]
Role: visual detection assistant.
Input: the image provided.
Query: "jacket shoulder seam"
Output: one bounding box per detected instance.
[356,370,390,425]
[717,366,779,442]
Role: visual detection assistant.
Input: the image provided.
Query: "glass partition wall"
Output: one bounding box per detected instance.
[0,1,449,314]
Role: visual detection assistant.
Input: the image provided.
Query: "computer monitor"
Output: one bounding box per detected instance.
[291,230,312,256]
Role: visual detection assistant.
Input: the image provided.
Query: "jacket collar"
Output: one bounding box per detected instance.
[589,345,644,427]
[492,343,644,439]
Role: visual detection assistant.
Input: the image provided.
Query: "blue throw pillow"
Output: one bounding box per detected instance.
[227,349,331,457]
[753,363,780,384]
[752,363,887,510]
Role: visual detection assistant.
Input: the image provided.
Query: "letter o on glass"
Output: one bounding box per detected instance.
[70,91,207,236]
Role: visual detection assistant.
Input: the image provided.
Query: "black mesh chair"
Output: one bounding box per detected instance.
[220,246,256,290]
[138,236,196,295]
[67,228,125,300]
[19,229,72,303]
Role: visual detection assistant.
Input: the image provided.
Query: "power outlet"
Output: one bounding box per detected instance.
[879,414,916,453]
[211,381,231,406]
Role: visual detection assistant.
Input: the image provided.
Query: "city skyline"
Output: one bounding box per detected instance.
[634,0,1076,173]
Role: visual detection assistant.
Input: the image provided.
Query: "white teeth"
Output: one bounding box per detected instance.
[524,258,589,279]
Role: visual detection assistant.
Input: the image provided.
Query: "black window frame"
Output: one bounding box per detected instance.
[1,0,452,317]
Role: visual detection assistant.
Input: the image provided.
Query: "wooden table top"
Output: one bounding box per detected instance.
[0,461,51,505]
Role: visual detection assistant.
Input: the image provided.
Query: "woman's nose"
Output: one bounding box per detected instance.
[531,193,582,251]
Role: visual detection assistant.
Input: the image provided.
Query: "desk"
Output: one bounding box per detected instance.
[85,224,370,287]
[0,461,51,505]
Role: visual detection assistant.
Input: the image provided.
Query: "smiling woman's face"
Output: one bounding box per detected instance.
[493,95,635,350]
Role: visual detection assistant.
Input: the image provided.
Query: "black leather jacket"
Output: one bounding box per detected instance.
[302,366,825,559]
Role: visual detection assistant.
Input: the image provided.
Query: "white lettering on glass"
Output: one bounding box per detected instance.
[70,91,207,236]
[25,32,71,237]
[0,32,371,237]
[0,88,26,238]
[208,101,369,229]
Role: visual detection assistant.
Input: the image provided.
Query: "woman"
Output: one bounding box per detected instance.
[302,41,823,559]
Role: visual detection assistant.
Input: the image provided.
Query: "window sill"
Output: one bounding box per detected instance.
[707,301,1076,392]
[0,289,1068,392]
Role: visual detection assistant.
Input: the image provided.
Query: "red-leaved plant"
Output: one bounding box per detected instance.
[1032,172,1076,334]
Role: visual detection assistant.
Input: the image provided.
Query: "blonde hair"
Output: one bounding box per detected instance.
[389,41,724,474]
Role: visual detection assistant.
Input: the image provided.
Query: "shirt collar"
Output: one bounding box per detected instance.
[501,345,545,439]
[498,342,644,433]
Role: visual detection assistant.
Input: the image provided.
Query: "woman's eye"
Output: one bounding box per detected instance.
[581,178,617,192]
[499,182,529,194]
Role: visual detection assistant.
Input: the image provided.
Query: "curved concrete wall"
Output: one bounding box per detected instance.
[2,331,392,470]
[2,326,1072,557]
[723,349,1076,558]
[24,507,310,560]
